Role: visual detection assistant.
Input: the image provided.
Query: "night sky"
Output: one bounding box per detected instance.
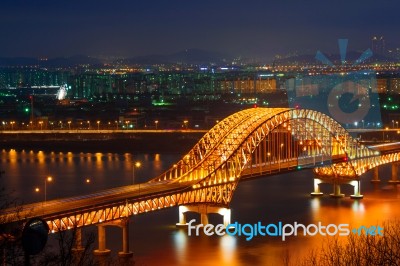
[1,0,399,61]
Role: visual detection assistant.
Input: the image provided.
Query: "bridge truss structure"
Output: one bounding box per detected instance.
[3,108,400,233]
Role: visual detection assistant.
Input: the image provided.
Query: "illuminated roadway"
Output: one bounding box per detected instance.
[3,180,190,222]
[3,107,400,233]
[3,159,302,223]
[3,143,400,225]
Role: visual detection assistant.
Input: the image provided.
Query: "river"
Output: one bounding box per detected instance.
[1,149,400,265]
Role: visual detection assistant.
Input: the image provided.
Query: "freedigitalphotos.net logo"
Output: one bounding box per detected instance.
[187,219,384,241]
[286,39,382,129]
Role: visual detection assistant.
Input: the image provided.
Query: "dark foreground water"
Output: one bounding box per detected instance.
[2,149,400,265]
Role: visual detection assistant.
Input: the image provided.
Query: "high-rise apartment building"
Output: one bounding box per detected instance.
[371,36,386,55]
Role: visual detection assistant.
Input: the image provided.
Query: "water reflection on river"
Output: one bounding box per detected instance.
[2,149,400,265]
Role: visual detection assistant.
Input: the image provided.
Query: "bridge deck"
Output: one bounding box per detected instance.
[2,180,191,223]
[1,155,349,223]
[368,142,400,154]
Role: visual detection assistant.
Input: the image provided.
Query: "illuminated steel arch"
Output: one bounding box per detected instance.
[152,108,376,186]
[10,108,393,232]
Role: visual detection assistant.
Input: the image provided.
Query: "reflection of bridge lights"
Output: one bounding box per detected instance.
[352,201,365,212]
[310,197,320,212]
[173,230,187,263]
[219,235,237,263]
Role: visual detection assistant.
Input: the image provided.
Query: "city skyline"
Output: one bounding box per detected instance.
[1,0,400,61]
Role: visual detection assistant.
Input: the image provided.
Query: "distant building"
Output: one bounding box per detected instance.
[371,36,386,55]
[376,78,388,94]
[388,78,400,94]
[0,68,69,88]
[218,74,276,94]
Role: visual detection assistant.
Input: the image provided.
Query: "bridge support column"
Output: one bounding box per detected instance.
[176,205,188,226]
[222,208,231,227]
[330,183,344,198]
[200,212,209,225]
[117,218,133,266]
[93,224,111,266]
[176,204,231,227]
[350,180,363,199]
[371,167,380,183]
[72,227,84,257]
[310,178,323,196]
[389,164,400,184]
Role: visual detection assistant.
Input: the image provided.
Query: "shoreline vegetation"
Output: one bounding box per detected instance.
[289,220,400,266]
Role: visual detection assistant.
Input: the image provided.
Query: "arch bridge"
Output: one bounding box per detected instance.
[2,108,400,259]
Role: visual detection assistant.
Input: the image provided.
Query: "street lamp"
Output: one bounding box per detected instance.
[396,121,399,129]
[183,120,188,129]
[392,120,395,129]
[44,176,52,203]
[39,121,43,130]
[132,161,141,185]
[279,143,284,170]
[384,127,389,141]
[87,120,90,129]
[68,121,71,130]
[155,120,159,130]
[10,121,15,130]
[97,121,100,131]
[115,121,119,130]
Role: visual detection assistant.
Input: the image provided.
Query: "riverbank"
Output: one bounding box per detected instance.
[0,131,205,153]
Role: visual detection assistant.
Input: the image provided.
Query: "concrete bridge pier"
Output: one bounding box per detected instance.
[310,178,323,196]
[177,205,187,226]
[350,180,363,199]
[176,204,231,227]
[93,224,111,266]
[389,163,400,184]
[371,167,381,183]
[330,182,344,198]
[117,218,134,266]
[94,218,133,266]
[71,227,85,259]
